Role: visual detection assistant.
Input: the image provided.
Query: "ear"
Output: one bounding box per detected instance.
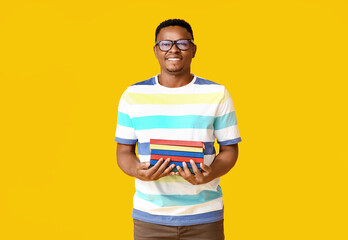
[192,44,197,58]
[154,45,159,59]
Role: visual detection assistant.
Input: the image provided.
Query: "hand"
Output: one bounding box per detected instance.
[136,158,175,181]
[176,160,213,185]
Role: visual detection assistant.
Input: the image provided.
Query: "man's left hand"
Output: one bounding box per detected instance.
[175,160,213,185]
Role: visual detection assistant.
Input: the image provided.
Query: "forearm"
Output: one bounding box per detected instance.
[117,143,174,181]
[117,145,140,178]
[208,144,239,181]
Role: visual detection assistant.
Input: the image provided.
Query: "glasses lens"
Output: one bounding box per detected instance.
[158,40,172,51]
[176,40,190,50]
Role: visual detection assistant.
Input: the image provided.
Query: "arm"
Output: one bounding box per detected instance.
[117,143,176,181]
[176,143,239,185]
[209,144,239,179]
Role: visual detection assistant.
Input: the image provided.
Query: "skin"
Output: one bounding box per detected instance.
[117,25,239,184]
[154,26,197,88]
[117,144,176,181]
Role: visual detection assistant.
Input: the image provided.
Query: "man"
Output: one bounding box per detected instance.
[115,19,241,240]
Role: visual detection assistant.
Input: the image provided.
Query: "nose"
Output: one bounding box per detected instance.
[168,42,180,53]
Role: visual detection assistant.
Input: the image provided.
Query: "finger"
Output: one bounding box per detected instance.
[146,158,164,174]
[155,158,171,174]
[138,161,150,170]
[151,158,170,179]
[182,162,192,177]
[200,163,212,173]
[160,164,176,178]
[176,165,185,176]
[176,165,196,185]
[190,160,202,176]
[170,171,179,176]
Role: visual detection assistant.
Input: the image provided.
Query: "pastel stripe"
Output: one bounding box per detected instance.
[213,111,237,130]
[215,97,235,117]
[117,111,133,128]
[132,77,156,85]
[115,137,137,145]
[218,137,242,145]
[132,115,214,130]
[129,103,218,118]
[194,77,220,85]
[214,125,240,142]
[132,208,223,226]
[135,128,215,143]
[115,125,137,141]
[128,84,226,95]
[150,144,203,153]
[150,149,204,158]
[124,92,224,105]
[148,175,188,183]
[124,112,237,131]
[135,185,222,207]
[117,98,132,113]
[135,178,221,195]
[133,193,223,216]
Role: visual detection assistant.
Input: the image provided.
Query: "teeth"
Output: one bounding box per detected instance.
[168,58,181,60]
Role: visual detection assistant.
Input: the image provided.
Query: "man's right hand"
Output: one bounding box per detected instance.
[136,158,175,181]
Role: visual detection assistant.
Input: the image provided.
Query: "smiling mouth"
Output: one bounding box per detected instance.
[167,58,182,61]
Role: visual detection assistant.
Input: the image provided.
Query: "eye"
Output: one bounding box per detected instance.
[176,40,190,49]
[177,41,188,47]
[160,41,171,47]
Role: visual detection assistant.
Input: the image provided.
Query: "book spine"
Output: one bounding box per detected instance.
[150,144,203,153]
[150,139,204,148]
[150,149,204,158]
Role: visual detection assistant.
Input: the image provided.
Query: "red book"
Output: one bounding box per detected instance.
[151,154,204,163]
[150,139,204,148]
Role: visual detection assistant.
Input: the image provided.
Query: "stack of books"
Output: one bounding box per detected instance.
[150,139,204,173]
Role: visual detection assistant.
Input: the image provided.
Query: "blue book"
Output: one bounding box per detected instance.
[150,149,204,158]
[150,160,202,171]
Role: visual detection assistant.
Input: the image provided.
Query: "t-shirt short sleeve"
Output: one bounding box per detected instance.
[115,89,138,145]
[213,87,241,145]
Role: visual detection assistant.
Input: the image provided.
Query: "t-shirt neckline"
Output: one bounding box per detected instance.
[155,74,197,90]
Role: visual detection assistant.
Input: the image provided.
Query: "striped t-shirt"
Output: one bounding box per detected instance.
[115,74,241,226]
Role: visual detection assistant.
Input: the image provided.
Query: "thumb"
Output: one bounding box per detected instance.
[201,163,212,173]
[140,161,150,169]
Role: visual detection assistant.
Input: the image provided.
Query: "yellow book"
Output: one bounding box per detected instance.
[150,144,203,153]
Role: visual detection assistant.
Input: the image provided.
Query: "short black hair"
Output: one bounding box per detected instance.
[155,19,194,41]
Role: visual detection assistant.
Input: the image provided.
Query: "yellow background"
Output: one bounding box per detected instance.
[1,0,347,239]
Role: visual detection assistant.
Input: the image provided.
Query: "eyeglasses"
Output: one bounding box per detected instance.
[155,39,194,52]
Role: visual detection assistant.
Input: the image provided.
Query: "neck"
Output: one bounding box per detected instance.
[158,71,193,88]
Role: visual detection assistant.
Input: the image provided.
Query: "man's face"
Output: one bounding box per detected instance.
[154,26,196,75]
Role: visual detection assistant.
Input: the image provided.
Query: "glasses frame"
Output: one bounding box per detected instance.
[155,39,195,52]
